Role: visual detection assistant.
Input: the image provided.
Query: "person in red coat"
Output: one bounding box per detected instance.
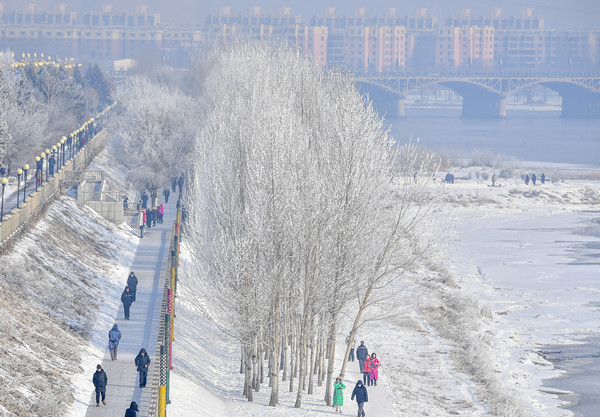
[363,354,372,386]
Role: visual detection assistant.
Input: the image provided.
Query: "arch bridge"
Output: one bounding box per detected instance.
[357,74,600,118]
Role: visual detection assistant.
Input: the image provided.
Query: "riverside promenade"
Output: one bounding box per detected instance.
[85,197,176,417]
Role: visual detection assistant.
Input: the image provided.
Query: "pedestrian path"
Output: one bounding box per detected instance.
[85,196,176,417]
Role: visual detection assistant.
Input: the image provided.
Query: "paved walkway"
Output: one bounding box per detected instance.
[85,195,177,417]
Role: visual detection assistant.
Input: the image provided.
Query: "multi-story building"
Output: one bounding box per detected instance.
[0,4,598,73]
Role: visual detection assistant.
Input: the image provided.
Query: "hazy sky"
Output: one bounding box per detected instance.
[5,0,600,29]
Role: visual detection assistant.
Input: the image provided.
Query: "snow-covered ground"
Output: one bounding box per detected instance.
[1,155,598,417]
[167,165,600,417]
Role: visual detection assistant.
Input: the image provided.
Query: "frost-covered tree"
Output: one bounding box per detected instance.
[185,41,445,409]
[0,54,48,171]
[110,76,198,191]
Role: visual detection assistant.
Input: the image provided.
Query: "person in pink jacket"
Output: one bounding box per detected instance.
[369,353,381,386]
[158,204,164,223]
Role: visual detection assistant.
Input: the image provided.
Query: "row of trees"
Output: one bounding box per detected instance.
[108,40,445,409]
[184,42,445,407]
[0,53,112,174]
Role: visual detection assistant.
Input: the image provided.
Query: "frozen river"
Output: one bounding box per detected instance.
[385,108,600,166]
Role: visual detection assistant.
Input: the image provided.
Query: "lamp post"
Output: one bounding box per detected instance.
[61,136,66,166]
[45,149,50,181]
[16,168,22,206]
[1,177,7,222]
[35,156,40,191]
[51,145,57,177]
[22,164,29,202]
[56,143,61,171]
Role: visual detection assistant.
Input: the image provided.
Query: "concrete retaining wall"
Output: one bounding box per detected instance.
[0,130,108,250]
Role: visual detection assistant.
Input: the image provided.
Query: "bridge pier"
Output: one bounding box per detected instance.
[397,95,406,118]
[560,92,600,118]
[461,92,507,118]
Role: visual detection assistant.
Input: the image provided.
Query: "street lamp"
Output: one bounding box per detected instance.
[45,149,50,181]
[67,133,73,158]
[35,156,41,191]
[1,177,7,222]
[22,164,29,202]
[60,136,66,166]
[16,168,22,206]
[56,143,61,170]
[51,145,57,176]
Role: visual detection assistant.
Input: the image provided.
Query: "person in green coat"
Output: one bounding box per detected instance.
[333,376,346,414]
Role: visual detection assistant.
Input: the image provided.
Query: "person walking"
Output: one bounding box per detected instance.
[135,348,151,388]
[171,177,177,193]
[333,376,346,414]
[162,188,170,203]
[125,401,139,417]
[351,380,368,417]
[92,364,108,407]
[532,173,537,185]
[356,341,368,373]
[158,204,164,223]
[121,286,134,320]
[346,335,356,362]
[152,207,158,227]
[127,272,138,302]
[491,174,496,187]
[146,208,152,229]
[108,324,121,360]
[138,210,145,238]
[369,353,381,386]
[150,190,158,208]
[48,154,56,176]
[123,196,129,210]
[364,354,372,386]
[525,174,530,185]
[141,192,148,209]
[177,175,184,195]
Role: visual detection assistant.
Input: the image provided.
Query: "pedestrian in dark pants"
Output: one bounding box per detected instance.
[92,364,108,406]
[108,324,121,360]
[356,341,368,373]
[532,173,537,185]
[177,175,184,195]
[351,380,368,417]
[138,210,145,238]
[163,188,170,203]
[121,286,134,320]
[125,401,139,417]
[141,192,148,209]
[171,177,177,192]
[48,155,56,176]
[123,196,128,210]
[346,335,355,362]
[127,272,138,302]
[135,348,151,388]
[146,208,152,229]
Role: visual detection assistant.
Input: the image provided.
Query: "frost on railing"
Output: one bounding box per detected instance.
[0,105,114,251]
[148,201,182,417]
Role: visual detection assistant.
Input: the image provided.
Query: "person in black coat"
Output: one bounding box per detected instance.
[162,188,170,203]
[141,192,149,209]
[356,341,368,373]
[127,272,138,302]
[177,175,184,194]
[351,380,368,417]
[135,348,151,388]
[92,364,108,406]
[121,286,134,320]
[125,401,139,417]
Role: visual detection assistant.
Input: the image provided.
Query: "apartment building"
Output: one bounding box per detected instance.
[0,4,597,73]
